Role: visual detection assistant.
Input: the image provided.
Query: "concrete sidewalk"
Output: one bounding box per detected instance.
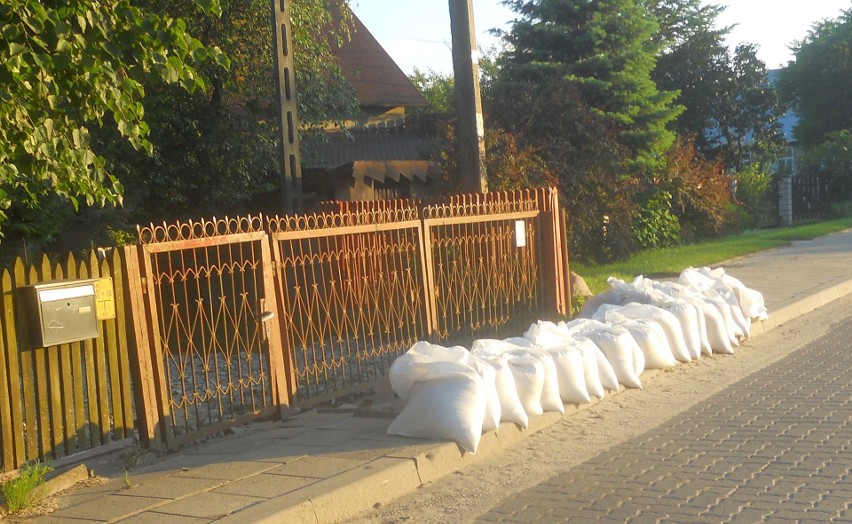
[24,229,852,524]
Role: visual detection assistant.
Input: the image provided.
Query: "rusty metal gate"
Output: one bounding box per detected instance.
[127,189,569,449]
[423,192,545,343]
[129,216,288,449]
[266,206,431,405]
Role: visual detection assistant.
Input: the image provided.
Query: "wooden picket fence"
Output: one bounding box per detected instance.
[0,250,136,474]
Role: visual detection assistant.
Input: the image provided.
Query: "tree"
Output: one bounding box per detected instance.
[501,0,682,175]
[780,9,851,147]
[647,1,786,174]
[647,0,731,147]
[707,44,785,170]
[96,0,358,222]
[1,0,360,254]
[409,67,455,114]
[0,0,228,236]
[658,136,733,240]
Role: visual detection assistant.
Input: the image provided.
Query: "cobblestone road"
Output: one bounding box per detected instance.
[477,319,852,523]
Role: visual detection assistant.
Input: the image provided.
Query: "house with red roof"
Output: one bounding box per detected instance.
[301,5,442,205]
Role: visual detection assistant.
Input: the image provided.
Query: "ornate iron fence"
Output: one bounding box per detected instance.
[0,189,570,461]
[128,188,570,448]
[267,207,430,404]
[423,192,544,343]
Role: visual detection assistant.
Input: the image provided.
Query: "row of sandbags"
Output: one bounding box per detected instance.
[386,267,767,453]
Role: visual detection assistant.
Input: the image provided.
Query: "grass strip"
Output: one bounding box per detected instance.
[573,217,852,294]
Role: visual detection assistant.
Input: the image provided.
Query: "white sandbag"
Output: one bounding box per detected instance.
[482,355,528,428]
[578,288,624,318]
[519,322,607,400]
[522,321,572,348]
[471,338,515,357]
[721,290,751,338]
[390,342,471,402]
[558,319,620,392]
[387,369,487,453]
[596,302,689,364]
[585,327,644,389]
[466,356,502,432]
[619,318,676,369]
[473,338,563,415]
[679,269,746,344]
[591,305,670,367]
[503,336,536,348]
[692,298,733,354]
[544,346,590,404]
[664,301,701,360]
[506,355,545,417]
[406,340,469,363]
[693,266,767,320]
[573,336,606,399]
[593,343,621,392]
[706,293,741,346]
[733,285,768,320]
[650,281,712,357]
[536,351,566,414]
[507,350,564,414]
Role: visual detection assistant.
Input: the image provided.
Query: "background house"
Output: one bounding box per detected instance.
[301,6,442,206]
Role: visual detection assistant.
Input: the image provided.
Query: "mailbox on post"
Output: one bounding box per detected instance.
[19,279,103,348]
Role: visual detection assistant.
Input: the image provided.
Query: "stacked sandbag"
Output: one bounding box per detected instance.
[592,305,677,369]
[559,319,644,389]
[481,354,529,428]
[503,336,591,405]
[472,339,564,416]
[602,302,690,363]
[385,266,767,453]
[646,280,733,355]
[526,321,617,396]
[606,277,733,355]
[387,357,487,453]
[388,342,498,452]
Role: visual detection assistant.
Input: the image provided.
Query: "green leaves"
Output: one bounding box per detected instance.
[0,0,227,236]
[781,9,851,147]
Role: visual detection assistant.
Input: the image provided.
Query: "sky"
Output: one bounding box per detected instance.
[349,0,850,75]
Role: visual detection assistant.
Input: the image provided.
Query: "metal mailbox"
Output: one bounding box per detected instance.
[19,279,102,348]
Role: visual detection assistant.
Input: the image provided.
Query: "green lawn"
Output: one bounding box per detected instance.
[572,217,852,295]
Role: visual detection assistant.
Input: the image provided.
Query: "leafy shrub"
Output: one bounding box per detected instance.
[633,191,682,249]
[734,162,776,228]
[660,137,735,240]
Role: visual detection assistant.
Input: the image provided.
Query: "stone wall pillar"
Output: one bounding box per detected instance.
[779,174,793,227]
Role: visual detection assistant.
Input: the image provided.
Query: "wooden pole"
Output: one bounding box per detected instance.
[449,0,488,193]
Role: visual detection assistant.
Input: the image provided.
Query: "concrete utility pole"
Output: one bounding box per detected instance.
[449,0,488,193]
[271,0,303,213]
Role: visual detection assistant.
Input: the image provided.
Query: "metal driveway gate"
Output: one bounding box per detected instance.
[130,217,288,449]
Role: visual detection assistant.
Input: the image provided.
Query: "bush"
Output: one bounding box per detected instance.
[734,163,776,228]
[660,137,735,240]
[633,190,681,249]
